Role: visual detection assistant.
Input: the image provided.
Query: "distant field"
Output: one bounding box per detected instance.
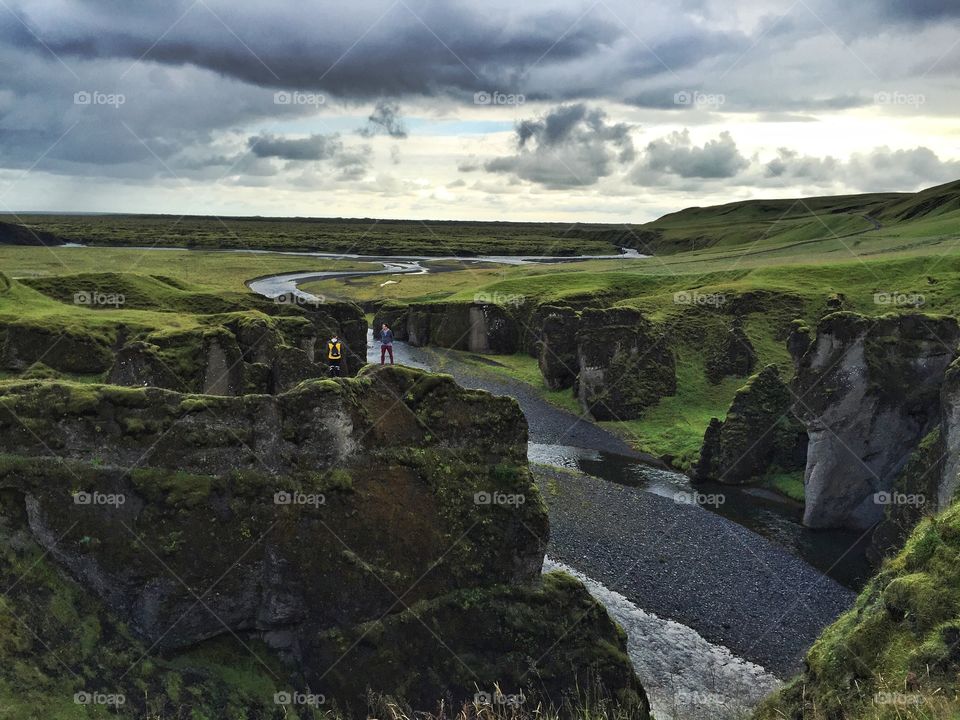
[9,214,623,257]
[0,245,367,292]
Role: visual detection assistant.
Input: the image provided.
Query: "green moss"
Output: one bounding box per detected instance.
[755,501,960,719]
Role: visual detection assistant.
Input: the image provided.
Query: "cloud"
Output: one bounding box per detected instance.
[249,133,344,161]
[358,100,408,138]
[632,130,749,183]
[484,104,635,188]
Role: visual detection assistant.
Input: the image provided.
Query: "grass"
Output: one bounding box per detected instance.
[764,471,805,503]
[0,245,367,292]
[11,214,622,256]
[755,501,960,719]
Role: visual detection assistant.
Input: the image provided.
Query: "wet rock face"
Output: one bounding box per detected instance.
[692,365,807,485]
[576,308,676,421]
[792,313,960,529]
[0,366,547,654]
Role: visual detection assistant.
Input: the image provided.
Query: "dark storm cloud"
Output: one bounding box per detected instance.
[484,104,635,188]
[0,0,622,99]
[358,100,407,138]
[249,133,343,161]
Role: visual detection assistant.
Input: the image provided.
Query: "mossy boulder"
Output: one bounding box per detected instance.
[691,365,807,485]
[754,501,960,720]
[0,366,547,654]
[575,307,676,421]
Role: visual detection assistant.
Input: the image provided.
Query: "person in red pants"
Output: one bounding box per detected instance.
[380,323,394,365]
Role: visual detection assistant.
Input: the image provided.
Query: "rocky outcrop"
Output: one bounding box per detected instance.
[0,367,544,649]
[791,313,960,529]
[312,572,649,717]
[576,307,676,421]
[0,365,648,716]
[939,357,960,507]
[403,302,524,353]
[692,365,807,484]
[704,318,756,385]
[2,303,366,394]
[538,305,580,390]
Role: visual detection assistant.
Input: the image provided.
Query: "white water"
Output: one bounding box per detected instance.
[543,557,781,720]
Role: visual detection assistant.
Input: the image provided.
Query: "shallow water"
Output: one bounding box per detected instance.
[543,557,781,720]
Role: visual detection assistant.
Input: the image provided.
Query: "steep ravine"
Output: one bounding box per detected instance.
[374,334,857,717]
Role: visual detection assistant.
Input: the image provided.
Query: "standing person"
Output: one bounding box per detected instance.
[380,323,394,365]
[327,334,343,376]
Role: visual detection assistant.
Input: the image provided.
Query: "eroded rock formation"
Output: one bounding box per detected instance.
[791,313,960,529]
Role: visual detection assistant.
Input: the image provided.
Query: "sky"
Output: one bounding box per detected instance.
[0,0,957,223]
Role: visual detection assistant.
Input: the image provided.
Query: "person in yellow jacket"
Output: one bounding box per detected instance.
[327,335,344,376]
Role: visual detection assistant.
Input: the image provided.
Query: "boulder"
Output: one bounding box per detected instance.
[691,365,807,484]
[576,307,676,421]
[792,313,960,529]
